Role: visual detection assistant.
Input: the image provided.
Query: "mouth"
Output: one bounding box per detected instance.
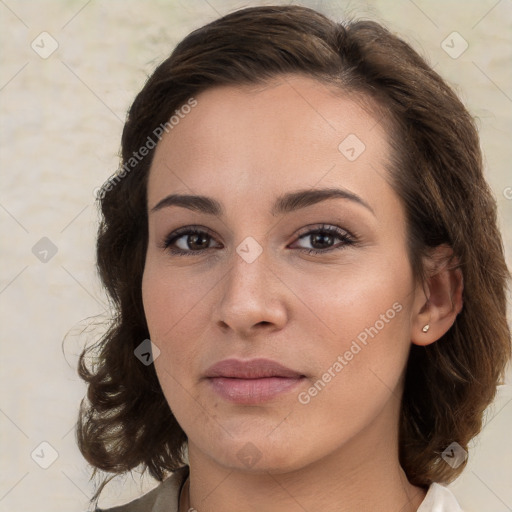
[204,358,306,404]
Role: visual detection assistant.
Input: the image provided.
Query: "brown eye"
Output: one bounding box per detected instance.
[178,232,211,251]
[291,225,355,255]
[162,226,221,255]
[308,231,336,250]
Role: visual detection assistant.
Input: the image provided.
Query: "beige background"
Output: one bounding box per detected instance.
[0,0,511,510]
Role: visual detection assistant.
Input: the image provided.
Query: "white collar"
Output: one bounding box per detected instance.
[417,483,464,511]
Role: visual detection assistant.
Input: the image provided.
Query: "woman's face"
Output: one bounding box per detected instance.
[142,75,423,473]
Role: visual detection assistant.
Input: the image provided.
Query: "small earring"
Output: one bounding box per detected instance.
[422,324,430,333]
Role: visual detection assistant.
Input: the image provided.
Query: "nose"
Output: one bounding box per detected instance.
[213,248,288,337]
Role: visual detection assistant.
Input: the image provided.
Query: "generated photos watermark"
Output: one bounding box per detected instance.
[298,301,403,404]
[94,97,198,200]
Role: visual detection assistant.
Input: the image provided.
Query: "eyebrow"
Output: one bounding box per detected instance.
[150,187,375,217]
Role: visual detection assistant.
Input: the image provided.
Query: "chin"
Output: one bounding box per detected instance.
[192,424,316,474]
[213,446,307,474]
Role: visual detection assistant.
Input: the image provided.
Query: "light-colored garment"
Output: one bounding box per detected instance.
[417,482,464,512]
[96,466,189,512]
[98,465,463,512]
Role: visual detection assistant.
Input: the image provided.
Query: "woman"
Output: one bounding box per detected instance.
[78,5,511,511]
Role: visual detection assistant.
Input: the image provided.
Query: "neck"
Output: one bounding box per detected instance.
[182,406,426,512]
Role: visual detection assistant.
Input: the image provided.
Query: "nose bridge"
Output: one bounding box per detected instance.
[214,241,286,333]
[223,243,270,306]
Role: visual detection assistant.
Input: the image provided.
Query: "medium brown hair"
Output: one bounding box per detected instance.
[78,4,511,502]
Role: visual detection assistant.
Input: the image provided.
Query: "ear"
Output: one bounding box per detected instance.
[411,244,464,346]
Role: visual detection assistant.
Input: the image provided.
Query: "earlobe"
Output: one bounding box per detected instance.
[411,245,464,347]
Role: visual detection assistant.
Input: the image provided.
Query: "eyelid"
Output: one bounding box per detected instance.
[293,223,353,240]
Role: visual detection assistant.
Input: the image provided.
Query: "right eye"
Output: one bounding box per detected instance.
[161,226,222,255]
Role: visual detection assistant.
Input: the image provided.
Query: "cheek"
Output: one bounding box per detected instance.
[289,277,412,451]
[289,252,411,338]
[142,259,215,340]
[142,267,203,419]
[141,258,220,392]
[290,254,413,393]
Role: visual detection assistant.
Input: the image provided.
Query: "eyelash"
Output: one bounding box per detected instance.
[160,224,356,256]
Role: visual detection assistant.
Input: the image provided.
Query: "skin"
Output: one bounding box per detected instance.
[142,74,463,512]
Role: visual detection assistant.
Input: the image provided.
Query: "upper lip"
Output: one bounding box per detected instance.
[204,358,303,379]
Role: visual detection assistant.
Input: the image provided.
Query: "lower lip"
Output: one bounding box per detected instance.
[207,376,304,404]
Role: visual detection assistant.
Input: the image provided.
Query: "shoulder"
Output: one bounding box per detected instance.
[418,482,464,512]
[96,466,189,512]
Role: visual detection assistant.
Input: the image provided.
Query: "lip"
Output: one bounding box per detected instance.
[204,358,305,404]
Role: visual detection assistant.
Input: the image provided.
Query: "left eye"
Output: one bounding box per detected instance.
[290,225,355,254]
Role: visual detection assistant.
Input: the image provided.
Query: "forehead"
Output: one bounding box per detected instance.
[148,74,393,213]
